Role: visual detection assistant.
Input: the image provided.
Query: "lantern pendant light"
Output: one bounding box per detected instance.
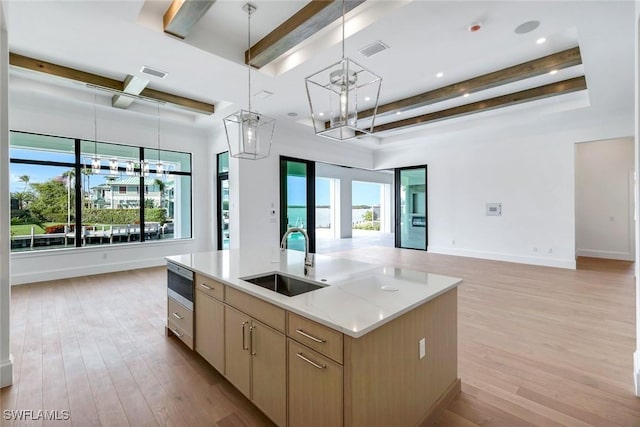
[223,3,275,160]
[305,0,382,141]
[91,90,101,174]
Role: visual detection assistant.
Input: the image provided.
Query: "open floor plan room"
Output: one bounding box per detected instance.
[1,249,636,426]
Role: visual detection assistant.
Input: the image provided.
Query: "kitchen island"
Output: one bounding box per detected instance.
[166,248,462,427]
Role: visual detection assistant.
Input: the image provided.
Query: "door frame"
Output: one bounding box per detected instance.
[279,156,316,253]
[216,152,229,250]
[394,164,428,250]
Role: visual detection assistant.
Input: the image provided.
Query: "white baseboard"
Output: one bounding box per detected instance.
[428,246,576,270]
[10,258,166,285]
[0,354,13,388]
[635,350,640,397]
[575,249,634,261]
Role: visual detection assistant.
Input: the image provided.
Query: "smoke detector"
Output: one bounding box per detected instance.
[468,22,482,32]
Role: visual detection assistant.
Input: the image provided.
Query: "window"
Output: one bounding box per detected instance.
[10,131,192,252]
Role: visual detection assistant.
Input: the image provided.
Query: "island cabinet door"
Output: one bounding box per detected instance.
[224,306,251,398]
[250,320,286,427]
[288,339,343,427]
[195,289,225,374]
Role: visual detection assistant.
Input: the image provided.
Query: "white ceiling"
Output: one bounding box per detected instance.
[3,0,635,151]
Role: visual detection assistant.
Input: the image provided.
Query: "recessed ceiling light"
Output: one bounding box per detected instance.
[536,37,547,45]
[436,72,444,78]
[287,112,298,117]
[396,111,402,115]
[549,69,558,75]
[468,22,482,32]
[463,93,470,98]
[515,20,540,35]
[319,112,324,117]
[364,96,371,101]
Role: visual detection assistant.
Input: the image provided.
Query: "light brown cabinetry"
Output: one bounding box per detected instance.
[195,273,224,300]
[174,263,459,427]
[224,305,286,426]
[195,288,225,373]
[167,296,194,349]
[288,339,343,427]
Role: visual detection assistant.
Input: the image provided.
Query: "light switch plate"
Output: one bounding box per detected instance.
[419,338,426,359]
[486,202,502,216]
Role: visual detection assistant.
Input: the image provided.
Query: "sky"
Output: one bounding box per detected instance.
[287,177,381,206]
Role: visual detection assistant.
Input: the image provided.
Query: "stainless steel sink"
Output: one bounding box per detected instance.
[242,273,325,297]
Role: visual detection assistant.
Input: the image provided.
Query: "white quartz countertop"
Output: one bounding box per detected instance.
[166,248,461,338]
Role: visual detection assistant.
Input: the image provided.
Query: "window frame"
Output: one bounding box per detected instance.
[9,130,193,251]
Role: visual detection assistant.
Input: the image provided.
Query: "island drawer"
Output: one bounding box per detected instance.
[168,296,193,336]
[225,286,285,332]
[288,312,343,364]
[195,273,224,300]
[167,318,194,350]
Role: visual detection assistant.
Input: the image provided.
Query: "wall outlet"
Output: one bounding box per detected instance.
[533,247,538,253]
[419,338,426,359]
[548,248,553,254]
[451,239,456,245]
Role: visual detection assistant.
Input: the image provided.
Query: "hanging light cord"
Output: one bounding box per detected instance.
[94,90,98,157]
[247,5,252,112]
[341,0,345,60]
[157,102,161,162]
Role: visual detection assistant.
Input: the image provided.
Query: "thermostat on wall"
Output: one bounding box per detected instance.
[486,202,502,216]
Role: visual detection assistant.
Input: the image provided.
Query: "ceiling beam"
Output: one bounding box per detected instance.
[112,75,150,109]
[358,46,582,120]
[9,53,215,115]
[245,0,365,69]
[370,76,587,134]
[163,0,216,39]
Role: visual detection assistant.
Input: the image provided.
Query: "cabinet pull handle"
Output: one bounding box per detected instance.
[242,321,249,351]
[172,312,184,320]
[296,352,326,370]
[199,283,213,290]
[250,325,256,356]
[171,328,184,338]
[296,329,326,343]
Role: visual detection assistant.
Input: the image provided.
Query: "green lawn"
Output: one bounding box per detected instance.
[10,222,66,236]
[11,224,46,235]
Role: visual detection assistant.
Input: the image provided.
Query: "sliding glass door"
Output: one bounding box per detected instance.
[395,165,427,250]
[280,156,315,253]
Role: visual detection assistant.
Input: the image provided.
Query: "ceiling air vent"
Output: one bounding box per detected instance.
[358,40,389,58]
[140,65,168,79]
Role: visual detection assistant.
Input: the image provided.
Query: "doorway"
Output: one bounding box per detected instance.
[280,156,316,253]
[575,138,635,261]
[395,165,428,250]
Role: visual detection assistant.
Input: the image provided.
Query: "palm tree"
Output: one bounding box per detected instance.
[154,178,166,210]
[19,175,30,192]
[62,169,75,229]
[18,175,30,209]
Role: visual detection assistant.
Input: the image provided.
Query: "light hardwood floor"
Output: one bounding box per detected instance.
[1,249,638,426]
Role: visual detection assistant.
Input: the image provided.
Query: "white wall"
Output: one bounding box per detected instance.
[8,80,213,285]
[0,0,13,388]
[373,113,633,270]
[576,138,635,261]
